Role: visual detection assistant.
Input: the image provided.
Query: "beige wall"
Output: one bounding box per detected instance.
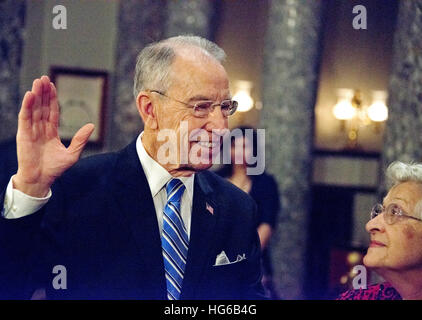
[215,0,397,147]
[214,0,269,129]
[20,0,119,95]
[314,0,397,152]
[20,0,397,148]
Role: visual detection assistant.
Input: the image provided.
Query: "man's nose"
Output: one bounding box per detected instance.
[207,106,228,131]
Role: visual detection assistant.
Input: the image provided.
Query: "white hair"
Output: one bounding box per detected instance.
[386,161,422,187]
[386,161,422,218]
[133,35,226,99]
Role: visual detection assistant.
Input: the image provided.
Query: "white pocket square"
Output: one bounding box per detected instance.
[213,250,246,266]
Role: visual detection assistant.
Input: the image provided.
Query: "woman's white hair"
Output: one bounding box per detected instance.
[386,161,422,218]
[133,35,226,99]
[386,161,422,187]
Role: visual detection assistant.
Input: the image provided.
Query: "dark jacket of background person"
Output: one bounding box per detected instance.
[0,139,21,298]
[0,139,265,299]
[0,139,17,192]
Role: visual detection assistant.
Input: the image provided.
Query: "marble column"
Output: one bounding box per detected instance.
[110,0,216,151]
[380,1,422,190]
[261,0,324,299]
[165,0,213,38]
[0,0,26,141]
[110,0,166,151]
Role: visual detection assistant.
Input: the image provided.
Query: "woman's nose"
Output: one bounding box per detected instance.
[366,213,386,233]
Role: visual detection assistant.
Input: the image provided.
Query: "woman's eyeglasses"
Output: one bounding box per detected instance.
[370,203,422,224]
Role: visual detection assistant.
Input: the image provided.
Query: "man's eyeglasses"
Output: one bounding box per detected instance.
[149,90,238,118]
[370,203,422,225]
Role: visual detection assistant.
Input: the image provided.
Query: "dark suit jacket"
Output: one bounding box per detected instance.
[0,139,21,298]
[0,139,18,192]
[0,139,265,299]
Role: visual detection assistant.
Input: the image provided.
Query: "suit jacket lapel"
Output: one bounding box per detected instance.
[180,172,218,299]
[112,140,166,298]
[111,141,219,299]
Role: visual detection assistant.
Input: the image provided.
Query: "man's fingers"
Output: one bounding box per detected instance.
[45,83,59,139]
[40,75,50,105]
[41,76,51,121]
[19,76,57,141]
[31,79,43,123]
[19,91,34,121]
[48,82,59,127]
[68,123,95,157]
[17,91,35,137]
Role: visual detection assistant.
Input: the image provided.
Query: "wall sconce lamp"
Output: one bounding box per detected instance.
[233,80,254,112]
[332,88,388,149]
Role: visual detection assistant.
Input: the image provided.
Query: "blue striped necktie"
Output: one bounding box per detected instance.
[162,178,189,300]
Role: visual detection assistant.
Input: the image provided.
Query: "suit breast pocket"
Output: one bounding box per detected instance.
[201,260,248,299]
[211,261,247,281]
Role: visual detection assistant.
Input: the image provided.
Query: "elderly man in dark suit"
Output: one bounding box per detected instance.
[0,36,265,299]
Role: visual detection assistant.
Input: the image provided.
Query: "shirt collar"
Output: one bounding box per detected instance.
[136,132,194,199]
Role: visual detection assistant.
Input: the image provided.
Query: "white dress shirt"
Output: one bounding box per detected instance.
[1,132,195,237]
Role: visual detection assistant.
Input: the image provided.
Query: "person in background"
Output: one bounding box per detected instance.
[216,126,281,299]
[338,161,422,300]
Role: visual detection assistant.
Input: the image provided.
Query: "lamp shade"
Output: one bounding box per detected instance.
[333,100,356,120]
[233,80,254,112]
[367,91,388,122]
[332,88,356,120]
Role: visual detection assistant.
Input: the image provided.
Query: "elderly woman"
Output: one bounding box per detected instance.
[339,161,422,300]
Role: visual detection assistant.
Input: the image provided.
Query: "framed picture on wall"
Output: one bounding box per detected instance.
[50,67,108,146]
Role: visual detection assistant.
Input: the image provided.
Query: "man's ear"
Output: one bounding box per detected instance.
[136,91,158,130]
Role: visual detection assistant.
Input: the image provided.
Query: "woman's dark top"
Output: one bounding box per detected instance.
[216,167,281,276]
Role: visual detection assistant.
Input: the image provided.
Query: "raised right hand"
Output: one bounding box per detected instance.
[13,75,95,197]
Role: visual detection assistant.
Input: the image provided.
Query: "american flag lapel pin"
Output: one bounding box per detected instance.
[206,202,214,215]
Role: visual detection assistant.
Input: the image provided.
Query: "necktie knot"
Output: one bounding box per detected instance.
[166,179,185,205]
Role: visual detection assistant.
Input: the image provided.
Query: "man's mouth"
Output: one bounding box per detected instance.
[196,141,220,148]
